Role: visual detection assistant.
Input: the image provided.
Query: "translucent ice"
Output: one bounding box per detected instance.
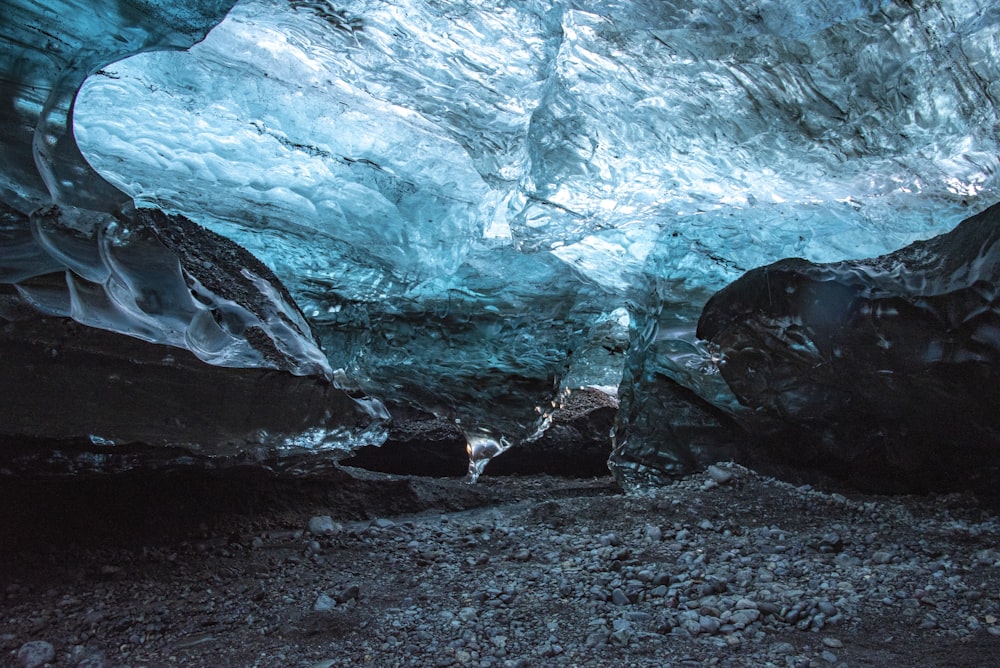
[4,0,1000,478]
[0,0,387,468]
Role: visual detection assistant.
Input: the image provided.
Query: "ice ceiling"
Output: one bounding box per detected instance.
[3,0,1000,483]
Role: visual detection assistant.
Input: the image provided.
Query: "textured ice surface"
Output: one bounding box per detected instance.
[4,0,1000,477]
[0,0,236,212]
[0,0,389,468]
[12,203,332,376]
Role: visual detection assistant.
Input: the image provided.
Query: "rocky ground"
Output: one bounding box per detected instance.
[2,462,1000,668]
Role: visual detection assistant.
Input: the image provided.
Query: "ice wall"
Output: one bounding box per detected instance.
[0,0,236,212]
[4,0,1000,479]
[0,0,387,468]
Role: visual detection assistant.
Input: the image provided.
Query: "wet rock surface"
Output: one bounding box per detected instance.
[698,202,1000,494]
[2,466,999,667]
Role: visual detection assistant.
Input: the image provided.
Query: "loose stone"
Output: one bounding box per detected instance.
[16,641,55,668]
[336,584,361,604]
[706,465,734,485]
[308,516,342,536]
[611,588,630,606]
[314,593,336,612]
[699,616,722,635]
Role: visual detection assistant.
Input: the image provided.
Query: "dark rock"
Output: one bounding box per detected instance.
[610,361,744,489]
[342,404,468,476]
[698,201,1000,493]
[343,388,616,478]
[336,584,361,604]
[0,312,383,473]
[487,387,617,477]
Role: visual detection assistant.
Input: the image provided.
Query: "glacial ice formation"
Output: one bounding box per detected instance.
[695,201,1000,492]
[3,0,1000,486]
[0,0,387,469]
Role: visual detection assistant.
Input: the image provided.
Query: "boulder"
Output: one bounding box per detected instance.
[698,202,1000,493]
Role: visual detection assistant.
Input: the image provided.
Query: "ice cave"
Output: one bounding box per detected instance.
[3,0,1000,493]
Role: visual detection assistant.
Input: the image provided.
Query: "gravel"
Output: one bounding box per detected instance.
[3,464,1000,666]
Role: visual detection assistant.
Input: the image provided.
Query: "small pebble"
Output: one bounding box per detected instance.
[699,616,721,634]
[872,550,893,565]
[75,651,111,668]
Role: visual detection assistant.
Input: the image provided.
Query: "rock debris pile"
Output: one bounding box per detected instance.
[3,466,1000,667]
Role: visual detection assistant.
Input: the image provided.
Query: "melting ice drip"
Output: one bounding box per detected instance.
[463,428,511,484]
[462,388,571,482]
[683,340,727,376]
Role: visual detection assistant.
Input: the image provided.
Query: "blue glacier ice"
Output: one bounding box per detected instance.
[3,0,1000,485]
